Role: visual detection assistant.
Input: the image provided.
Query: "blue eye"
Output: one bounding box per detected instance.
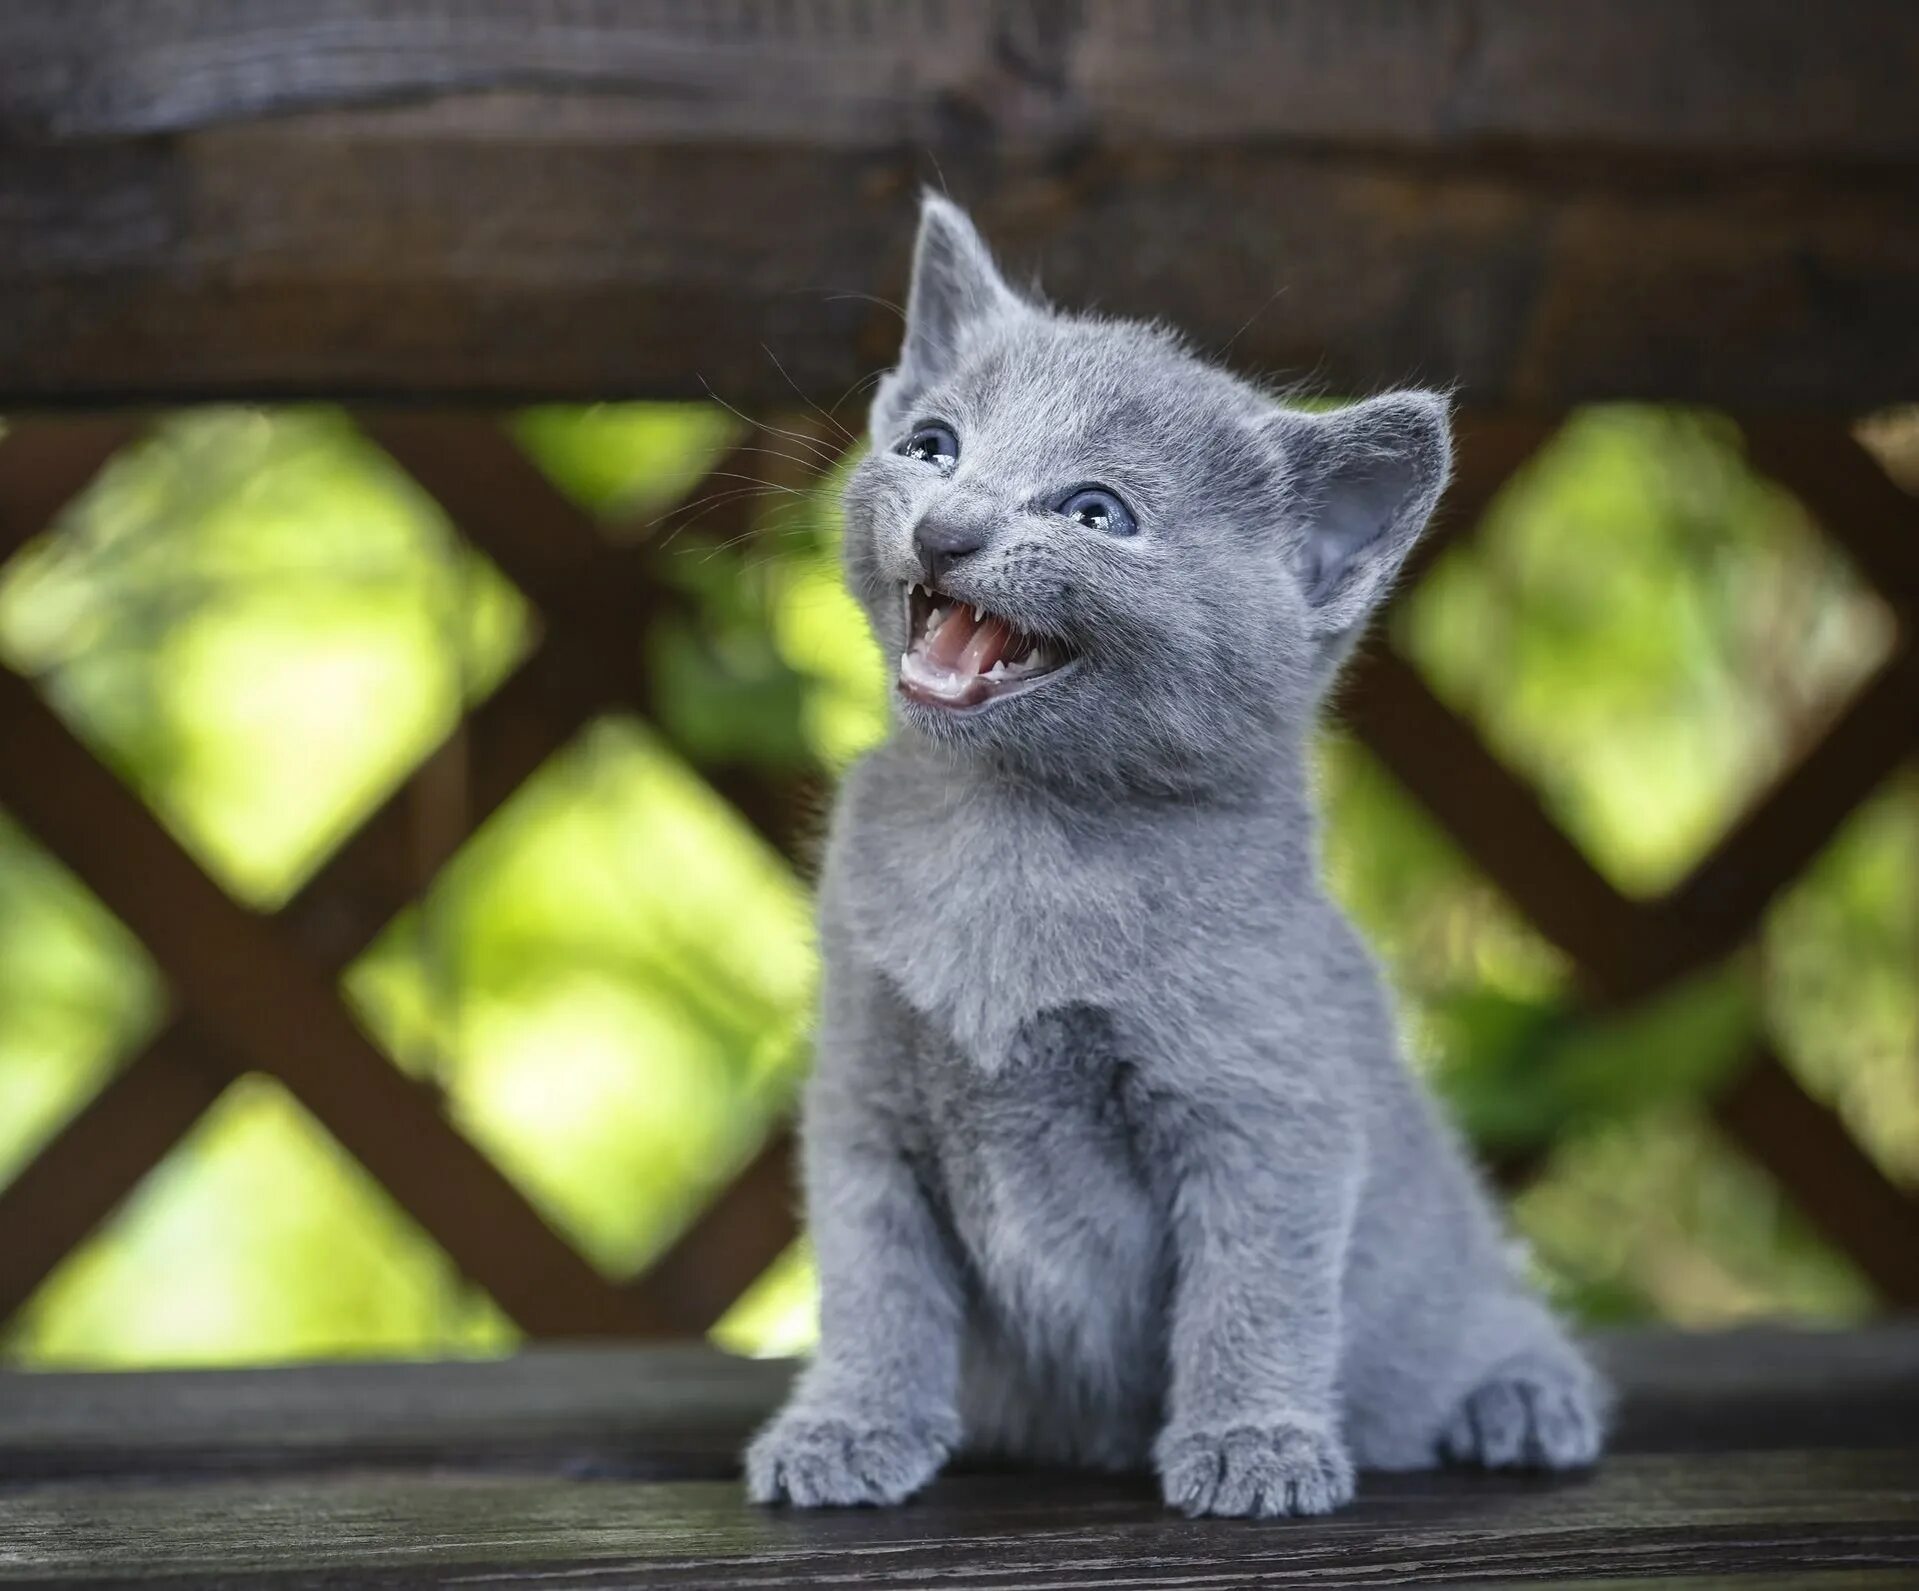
[900,423,959,469]
[1057,485,1137,537]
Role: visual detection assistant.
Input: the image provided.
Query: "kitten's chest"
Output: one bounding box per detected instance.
[830,772,1149,1062]
[910,1006,1170,1356]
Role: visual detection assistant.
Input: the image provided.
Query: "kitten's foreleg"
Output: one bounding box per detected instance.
[1152,1086,1363,1519]
[745,1001,963,1508]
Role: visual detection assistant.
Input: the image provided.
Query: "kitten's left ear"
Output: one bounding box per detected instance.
[1264,391,1453,635]
[870,194,1026,440]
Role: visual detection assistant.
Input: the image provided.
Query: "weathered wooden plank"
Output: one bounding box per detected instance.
[3,1330,1915,1483]
[6,1,1915,160]
[1,3,1915,409]
[0,1451,1913,1588]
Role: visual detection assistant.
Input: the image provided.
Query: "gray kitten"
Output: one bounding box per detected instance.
[746,196,1605,1519]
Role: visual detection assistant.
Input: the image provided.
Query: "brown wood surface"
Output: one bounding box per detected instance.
[1,1453,1915,1589]
[2,2,1917,410]
[0,417,143,562]
[0,1332,1914,1587]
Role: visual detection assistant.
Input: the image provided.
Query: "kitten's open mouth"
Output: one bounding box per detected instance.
[898,583,1071,711]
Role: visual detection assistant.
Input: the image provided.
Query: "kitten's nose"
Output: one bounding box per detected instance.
[913,512,987,585]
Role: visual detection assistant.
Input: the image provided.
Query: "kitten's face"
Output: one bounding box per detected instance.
[841,198,1450,791]
[843,317,1302,782]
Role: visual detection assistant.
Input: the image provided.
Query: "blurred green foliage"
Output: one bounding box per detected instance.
[0,403,1911,1367]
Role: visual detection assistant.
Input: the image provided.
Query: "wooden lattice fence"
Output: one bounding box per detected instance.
[0,405,1913,1339]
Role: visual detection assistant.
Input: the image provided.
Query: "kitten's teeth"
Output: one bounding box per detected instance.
[1020,648,1041,668]
[971,604,984,622]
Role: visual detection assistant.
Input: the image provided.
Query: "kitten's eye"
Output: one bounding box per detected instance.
[1056,486,1137,537]
[900,423,959,469]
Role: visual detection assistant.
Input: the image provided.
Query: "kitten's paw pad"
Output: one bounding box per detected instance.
[1156,1422,1355,1518]
[1442,1359,1604,1471]
[745,1413,950,1508]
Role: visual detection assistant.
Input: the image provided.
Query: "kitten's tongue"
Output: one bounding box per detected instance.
[927,605,1013,675]
[901,602,1026,708]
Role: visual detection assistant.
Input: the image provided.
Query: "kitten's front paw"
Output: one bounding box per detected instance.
[745,1410,952,1508]
[1156,1421,1356,1518]
[1441,1355,1605,1471]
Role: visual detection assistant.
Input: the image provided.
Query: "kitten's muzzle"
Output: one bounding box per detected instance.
[913,512,987,585]
[897,582,1072,711]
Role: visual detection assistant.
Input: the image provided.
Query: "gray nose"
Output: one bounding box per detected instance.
[914,513,987,584]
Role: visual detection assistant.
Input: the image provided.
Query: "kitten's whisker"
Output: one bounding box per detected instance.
[822,290,905,324]
[832,366,891,418]
[697,379,845,469]
[651,485,794,546]
[763,343,859,446]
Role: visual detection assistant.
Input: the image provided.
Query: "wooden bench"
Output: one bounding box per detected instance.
[2,1327,1915,1587]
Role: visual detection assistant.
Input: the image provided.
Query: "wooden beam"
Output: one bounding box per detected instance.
[636,1130,797,1337]
[1659,644,1919,979]
[1712,1050,1919,1308]
[11,1,1918,160]
[1742,422,1919,617]
[3,3,1915,409]
[0,1038,229,1324]
[1336,647,1658,995]
[367,415,823,866]
[0,417,142,563]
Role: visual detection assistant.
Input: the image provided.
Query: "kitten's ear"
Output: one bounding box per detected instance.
[870,195,1024,440]
[1265,391,1452,635]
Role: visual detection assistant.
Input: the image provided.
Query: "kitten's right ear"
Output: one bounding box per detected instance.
[870,195,1024,441]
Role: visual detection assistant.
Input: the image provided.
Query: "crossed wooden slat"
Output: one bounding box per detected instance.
[0,413,811,1336]
[1340,418,1919,1304]
[0,408,1913,1343]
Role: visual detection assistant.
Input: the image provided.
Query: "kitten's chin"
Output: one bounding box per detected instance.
[896,582,1073,714]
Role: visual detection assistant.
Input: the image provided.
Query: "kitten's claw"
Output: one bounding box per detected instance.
[1441,1356,1604,1470]
[745,1411,951,1507]
[1156,1421,1356,1518]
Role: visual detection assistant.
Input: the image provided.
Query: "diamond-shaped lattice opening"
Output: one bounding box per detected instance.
[511,401,883,774]
[1321,735,1761,1166]
[347,714,814,1286]
[1762,776,1919,1191]
[1318,733,1574,1143]
[1397,407,1898,898]
[513,403,740,532]
[1513,1107,1875,1328]
[712,1239,819,1359]
[6,1075,514,1368]
[0,812,164,1188]
[0,410,533,910]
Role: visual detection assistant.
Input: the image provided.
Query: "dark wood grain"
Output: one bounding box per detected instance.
[0,1450,1914,1588]
[1,1333,1914,1585]
[9,0,1917,157]
[2,2,1916,410]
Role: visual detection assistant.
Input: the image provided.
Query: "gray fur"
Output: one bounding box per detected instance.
[746,196,1606,1518]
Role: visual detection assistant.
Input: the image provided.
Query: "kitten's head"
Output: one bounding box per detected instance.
[842,195,1451,791]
